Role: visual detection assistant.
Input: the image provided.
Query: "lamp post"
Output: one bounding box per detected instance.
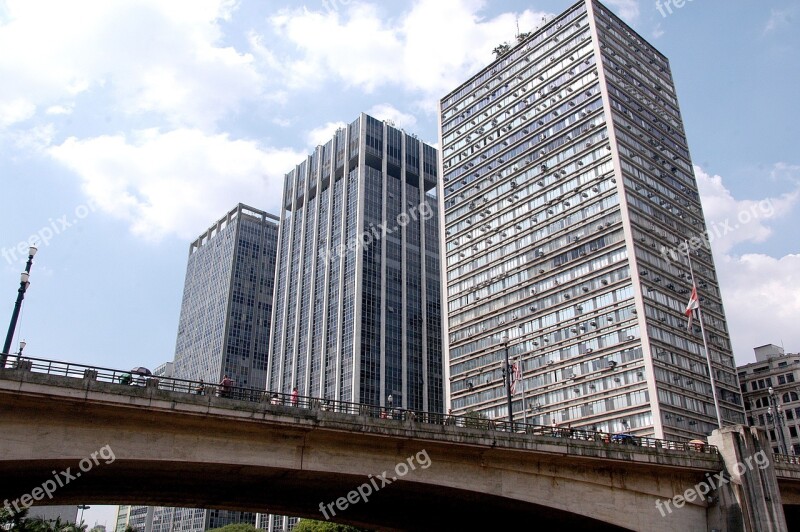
[768,386,789,455]
[78,505,90,524]
[502,337,513,428]
[2,246,37,367]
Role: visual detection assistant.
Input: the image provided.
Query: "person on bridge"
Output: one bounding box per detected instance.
[195,379,205,395]
[219,375,233,398]
[291,386,299,407]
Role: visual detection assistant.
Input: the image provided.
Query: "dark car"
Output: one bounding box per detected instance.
[611,433,639,445]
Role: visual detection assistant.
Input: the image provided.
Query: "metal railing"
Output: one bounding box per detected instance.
[772,453,800,466]
[1,355,719,455]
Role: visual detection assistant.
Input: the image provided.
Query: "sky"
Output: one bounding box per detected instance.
[1,0,799,527]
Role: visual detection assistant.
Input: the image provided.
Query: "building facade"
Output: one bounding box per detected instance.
[268,112,444,413]
[27,506,78,527]
[115,505,152,532]
[150,203,279,532]
[739,344,800,456]
[173,203,279,390]
[152,361,173,379]
[439,0,744,441]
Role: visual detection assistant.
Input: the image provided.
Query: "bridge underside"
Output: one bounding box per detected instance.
[0,460,631,531]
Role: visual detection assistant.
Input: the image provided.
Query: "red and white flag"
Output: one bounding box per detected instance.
[685,283,700,330]
[510,362,523,394]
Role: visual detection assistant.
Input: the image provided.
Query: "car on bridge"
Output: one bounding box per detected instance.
[610,433,639,445]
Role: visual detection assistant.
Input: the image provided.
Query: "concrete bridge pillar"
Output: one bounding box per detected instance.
[708,425,788,532]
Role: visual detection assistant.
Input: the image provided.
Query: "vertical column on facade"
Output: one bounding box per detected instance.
[351,114,367,402]
[400,132,408,409]
[288,158,311,391]
[379,122,389,406]
[221,205,243,381]
[248,209,265,384]
[417,139,430,414]
[301,149,323,395]
[332,127,351,401]
[317,142,335,399]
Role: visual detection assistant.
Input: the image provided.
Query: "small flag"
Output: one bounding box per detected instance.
[685,283,699,330]
[510,362,523,394]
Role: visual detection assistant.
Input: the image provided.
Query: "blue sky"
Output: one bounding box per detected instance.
[1,0,799,526]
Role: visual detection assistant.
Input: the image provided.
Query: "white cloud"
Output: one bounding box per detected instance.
[695,165,798,255]
[693,166,800,364]
[770,162,800,185]
[652,23,665,40]
[47,128,305,241]
[272,117,293,127]
[45,104,73,116]
[764,7,795,34]
[10,124,55,153]
[604,0,640,22]
[0,98,35,127]
[717,253,800,364]
[367,104,417,130]
[268,0,550,111]
[305,121,346,148]
[0,0,263,129]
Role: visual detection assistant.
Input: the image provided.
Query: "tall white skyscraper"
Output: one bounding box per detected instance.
[439,0,745,441]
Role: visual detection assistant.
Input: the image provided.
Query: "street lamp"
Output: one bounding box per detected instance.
[78,505,90,524]
[16,340,26,363]
[2,246,37,367]
[502,336,513,428]
[768,386,789,455]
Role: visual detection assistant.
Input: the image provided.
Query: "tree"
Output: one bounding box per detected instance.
[0,507,30,531]
[23,517,87,532]
[292,519,372,532]
[207,524,263,532]
[492,42,511,59]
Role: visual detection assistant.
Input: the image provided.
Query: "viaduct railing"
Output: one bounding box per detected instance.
[0,355,723,456]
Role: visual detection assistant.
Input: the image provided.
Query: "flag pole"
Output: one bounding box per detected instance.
[685,241,723,429]
[519,356,528,426]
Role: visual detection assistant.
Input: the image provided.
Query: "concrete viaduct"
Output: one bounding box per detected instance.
[1,364,799,531]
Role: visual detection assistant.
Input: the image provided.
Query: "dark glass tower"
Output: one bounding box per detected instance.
[269,113,444,413]
[439,0,744,440]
